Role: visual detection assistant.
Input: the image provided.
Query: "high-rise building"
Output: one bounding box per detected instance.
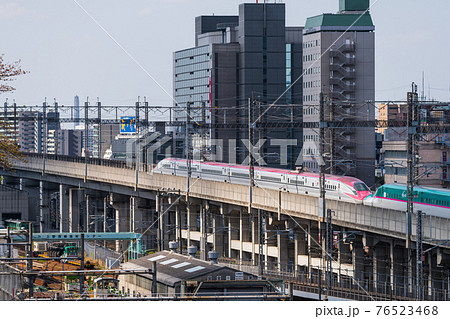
[173,3,303,168]
[302,0,376,186]
[57,129,83,157]
[18,111,43,153]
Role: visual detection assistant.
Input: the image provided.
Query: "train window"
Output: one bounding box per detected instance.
[232,172,249,178]
[261,175,281,183]
[354,183,369,191]
[202,168,221,175]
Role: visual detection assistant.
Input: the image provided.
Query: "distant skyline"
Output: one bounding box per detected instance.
[1,0,449,107]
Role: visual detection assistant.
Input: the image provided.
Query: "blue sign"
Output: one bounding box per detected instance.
[120,116,136,133]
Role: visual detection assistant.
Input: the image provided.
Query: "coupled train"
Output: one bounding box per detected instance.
[154,158,450,218]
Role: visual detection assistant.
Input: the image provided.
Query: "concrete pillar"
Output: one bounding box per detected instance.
[389,241,394,292]
[94,200,99,233]
[251,210,256,265]
[59,184,69,233]
[307,220,313,277]
[69,188,82,233]
[39,181,45,232]
[265,215,269,271]
[200,201,208,260]
[338,241,351,280]
[175,198,182,252]
[352,242,364,282]
[130,196,144,233]
[110,194,129,253]
[428,253,433,298]
[85,194,90,232]
[213,212,224,257]
[277,218,288,272]
[227,213,232,258]
[156,192,163,250]
[158,196,170,251]
[294,225,307,273]
[373,244,389,291]
[239,208,243,261]
[186,200,193,247]
[103,197,108,232]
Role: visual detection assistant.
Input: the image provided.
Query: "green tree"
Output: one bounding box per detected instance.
[0,54,28,169]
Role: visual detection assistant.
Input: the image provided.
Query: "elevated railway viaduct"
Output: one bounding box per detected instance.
[2,153,450,300]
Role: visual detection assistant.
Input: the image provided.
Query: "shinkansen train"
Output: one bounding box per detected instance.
[154,158,372,204]
[364,183,450,218]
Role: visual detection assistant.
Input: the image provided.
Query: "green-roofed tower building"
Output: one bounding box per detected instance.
[302,0,375,187]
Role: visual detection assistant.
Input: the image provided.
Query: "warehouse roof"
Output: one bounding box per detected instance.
[121,251,251,287]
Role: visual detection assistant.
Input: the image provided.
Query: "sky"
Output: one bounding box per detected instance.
[1,0,449,111]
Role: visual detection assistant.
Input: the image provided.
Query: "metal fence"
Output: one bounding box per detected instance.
[84,242,122,269]
[219,259,450,301]
[0,262,22,301]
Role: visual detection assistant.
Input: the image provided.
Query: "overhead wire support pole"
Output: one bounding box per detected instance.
[84,99,89,183]
[13,102,17,144]
[54,99,59,160]
[248,97,257,270]
[406,83,418,297]
[326,209,333,299]
[144,97,149,171]
[416,210,424,301]
[42,99,47,175]
[97,99,102,164]
[185,101,192,247]
[318,92,326,300]
[135,98,140,190]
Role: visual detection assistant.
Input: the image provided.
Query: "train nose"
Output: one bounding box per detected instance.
[359,191,372,200]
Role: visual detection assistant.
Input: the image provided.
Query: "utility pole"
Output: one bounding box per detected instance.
[406,83,418,296]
